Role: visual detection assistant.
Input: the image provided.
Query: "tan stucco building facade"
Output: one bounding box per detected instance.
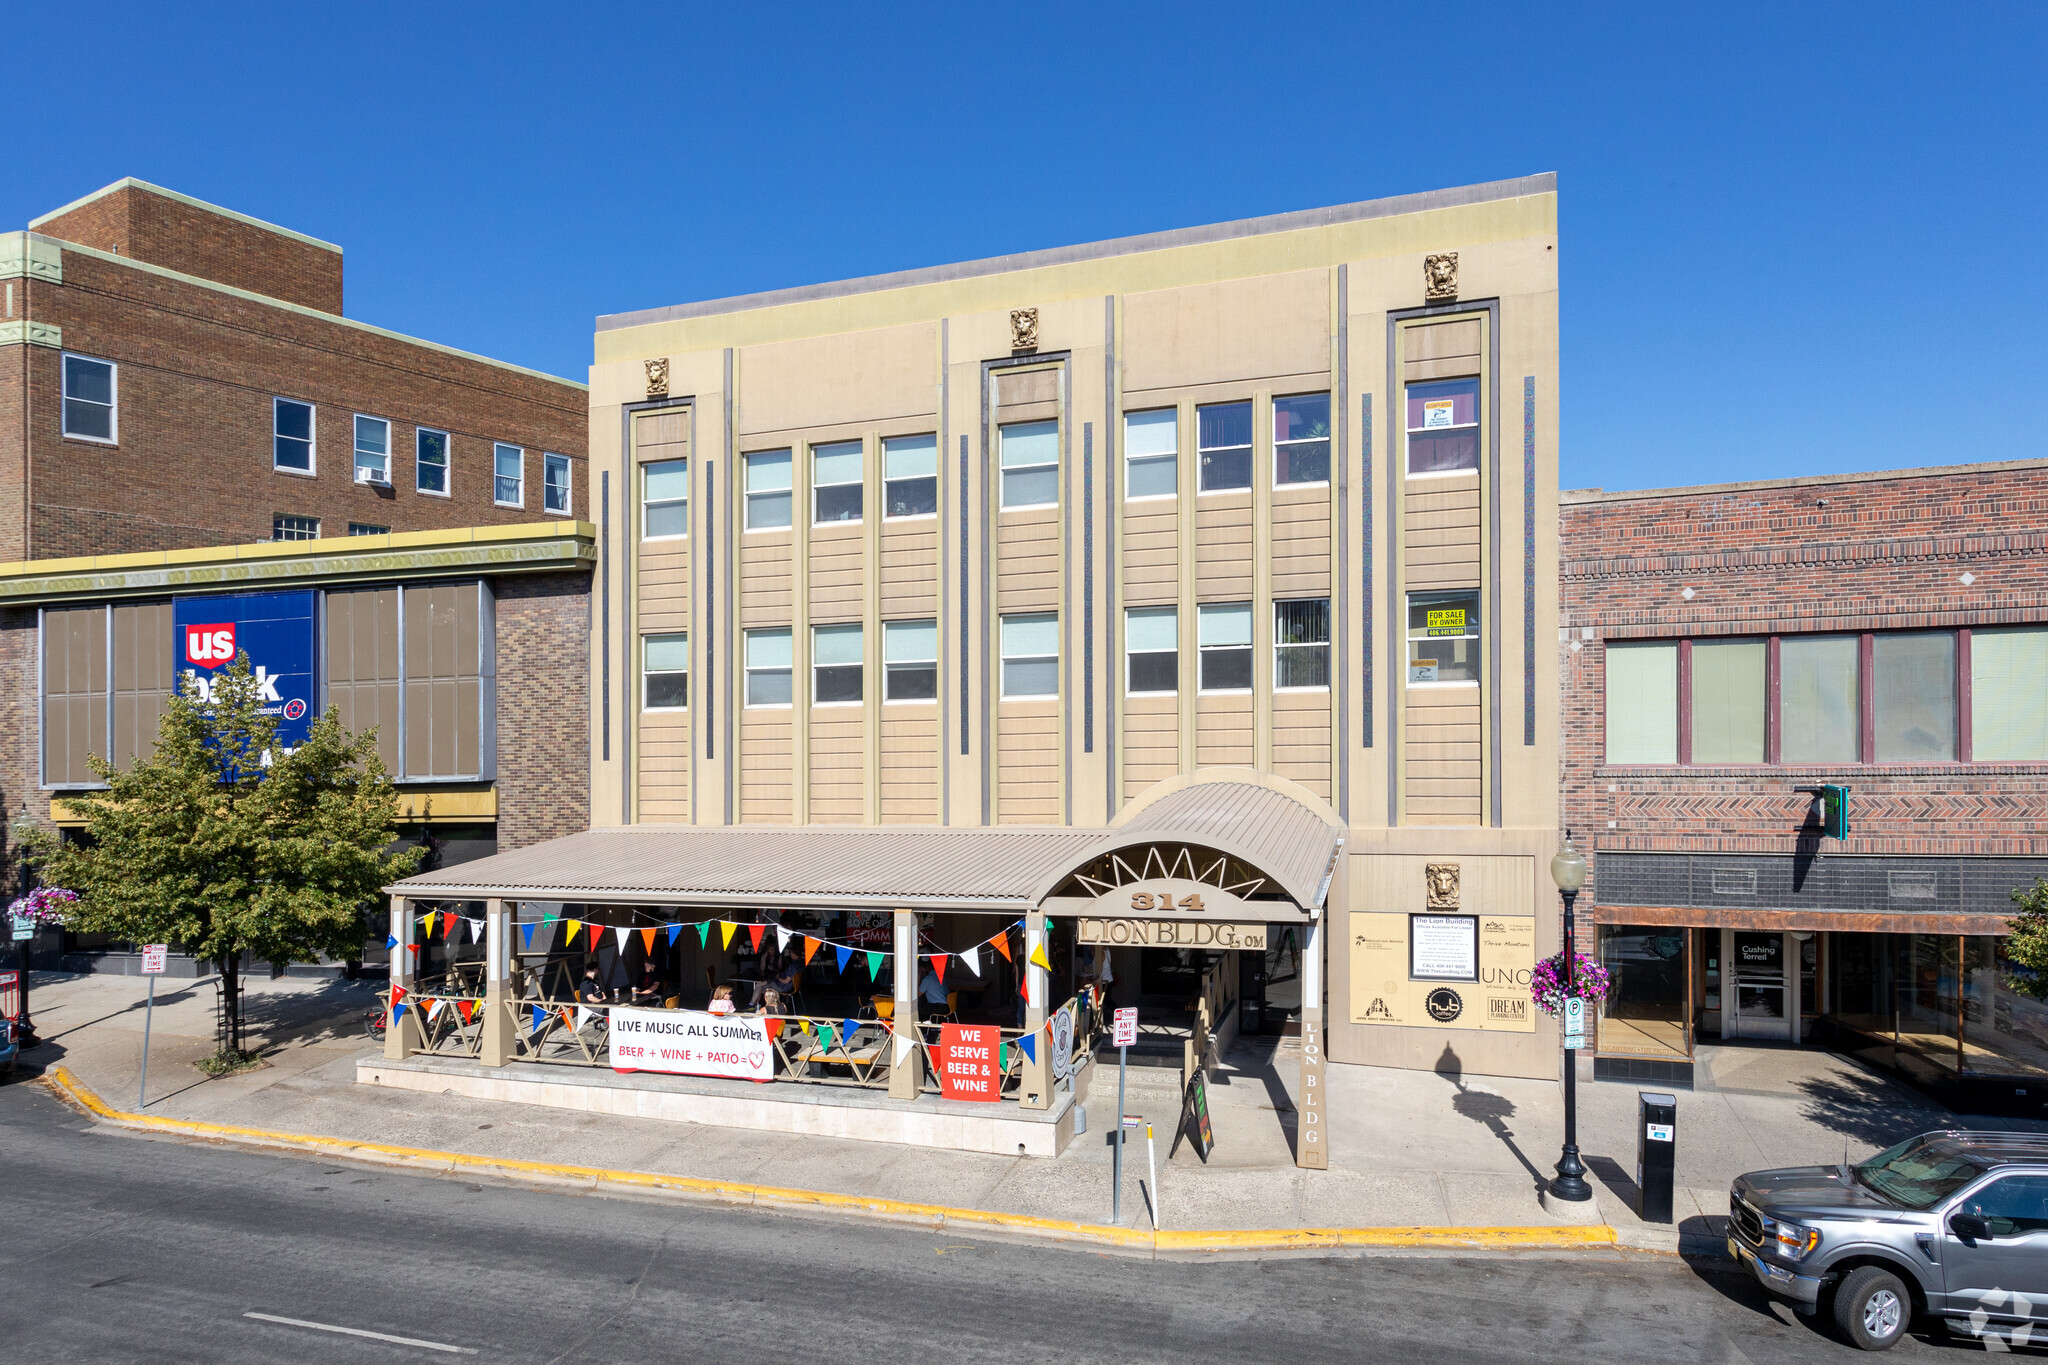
[582,174,1564,1086]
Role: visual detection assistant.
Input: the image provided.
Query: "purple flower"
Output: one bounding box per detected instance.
[1530,950,1612,1017]
[7,886,78,927]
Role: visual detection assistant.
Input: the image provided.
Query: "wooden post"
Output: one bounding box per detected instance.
[1021,909,1050,1108]
[481,898,515,1066]
[384,896,422,1060]
[888,909,922,1099]
[1296,918,1327,1170]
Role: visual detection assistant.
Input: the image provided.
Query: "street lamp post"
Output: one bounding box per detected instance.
[1549,834,1591,1203]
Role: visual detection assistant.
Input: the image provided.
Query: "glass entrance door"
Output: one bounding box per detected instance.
[1730,931,1791,1040]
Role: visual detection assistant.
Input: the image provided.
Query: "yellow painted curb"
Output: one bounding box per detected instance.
[42,1067,1618,1255]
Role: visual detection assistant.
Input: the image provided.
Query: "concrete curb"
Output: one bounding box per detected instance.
[42,1067,1622,1256]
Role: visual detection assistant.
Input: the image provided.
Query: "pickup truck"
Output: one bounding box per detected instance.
[1731,1130,2048,1350]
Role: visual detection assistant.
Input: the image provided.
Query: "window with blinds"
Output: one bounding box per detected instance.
[325,582,493,780]
[1604,642,1677,764]
[1972,627,2048,761]
[1690,639,1765,764]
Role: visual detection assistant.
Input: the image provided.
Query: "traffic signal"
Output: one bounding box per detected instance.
[1820,784,1850,840]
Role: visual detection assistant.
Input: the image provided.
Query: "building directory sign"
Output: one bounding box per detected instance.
[171,591,319,753]
[1410,914,1479,980]
[1351,913,1536,1033]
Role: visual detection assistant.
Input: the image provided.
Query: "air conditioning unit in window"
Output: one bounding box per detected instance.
[357,466,390,486]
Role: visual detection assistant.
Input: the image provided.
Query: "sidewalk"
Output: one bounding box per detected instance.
[18,970,2021,1252]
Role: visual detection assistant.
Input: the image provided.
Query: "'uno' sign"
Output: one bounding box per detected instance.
[171,591,318,755]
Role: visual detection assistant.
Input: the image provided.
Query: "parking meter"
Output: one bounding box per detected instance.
[1637,1091,1678,1223]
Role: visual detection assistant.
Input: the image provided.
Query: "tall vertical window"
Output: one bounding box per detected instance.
[353,415,391,484]
[643,634,688,709]
[1780,635,1859,763]
[813,623,864,704]
[812,440,863,524]
[1124,409,1177,500]
[273,398,314,472]
[744,628,793,707]
[883,434,938,518]
[1274,598,1331,689]
[999,420,1059,509]
[1690,639,1766,764]
[1000,613,1058,698]
[272,514,320,541]
[1406,377,1480,475]
[883,619,938,701]
[1407,591,1481,684]
[544,453,572,514]
[416,428,450,494]
[1198,603,1253,691]
[1874,632,1956,761]
[493,443,524,506]
[61,354,117,442]
[1973,627,2048,761]
[1273,394,1331,486]
[642,458,688,538]
[1605,642,1678,763]
[1197,401,1252,492]
[744,449,793,529]
[1125,607,1178,695]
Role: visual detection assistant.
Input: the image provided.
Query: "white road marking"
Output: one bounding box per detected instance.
[243,1312,478,1354]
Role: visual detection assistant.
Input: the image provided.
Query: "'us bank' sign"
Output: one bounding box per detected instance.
[171,591,318,752]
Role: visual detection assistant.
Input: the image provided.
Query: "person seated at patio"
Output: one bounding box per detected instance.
[708,983,737,1015]
[769,954,801,1004]
[576,965,608,1004]
[748,950,786,1009]
[919,963,950,1012]
[630,960,666,1005]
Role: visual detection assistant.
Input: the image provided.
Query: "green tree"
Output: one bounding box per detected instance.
[2005,878,2048,1001]
[29,653,421,1061]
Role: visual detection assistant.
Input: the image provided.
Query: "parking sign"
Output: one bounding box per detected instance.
[141,944,168,975]
[1113,1007,1138,1048]
[1563,996,1585,1036]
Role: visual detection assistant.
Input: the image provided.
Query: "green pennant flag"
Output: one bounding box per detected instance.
[998,1041,1008,1072]
[818,1023,836,1051]
[696,921,711,948]
[866,950,883,979]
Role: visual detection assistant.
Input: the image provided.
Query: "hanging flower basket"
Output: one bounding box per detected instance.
[7,886,78,928]
[1530,950,1612,1018]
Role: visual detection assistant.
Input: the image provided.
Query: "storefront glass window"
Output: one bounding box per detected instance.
[1598,925,1688,1058]
[1963,938,2048,1079]
[1896,933,1962,1078]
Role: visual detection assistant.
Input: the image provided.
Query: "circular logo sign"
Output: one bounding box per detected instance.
[1424,987,1464,1023]
[283,699,307,720]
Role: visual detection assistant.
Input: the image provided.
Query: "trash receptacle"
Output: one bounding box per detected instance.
[1637,1091,1678,1223]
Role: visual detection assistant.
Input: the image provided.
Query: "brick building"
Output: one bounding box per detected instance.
[1560,457,2048,1108]
[1,179,586,559]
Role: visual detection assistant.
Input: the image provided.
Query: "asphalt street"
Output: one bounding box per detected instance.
[0,1079,1929,1363]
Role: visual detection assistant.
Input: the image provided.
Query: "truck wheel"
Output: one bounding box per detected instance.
[1833,1265,1911,1351]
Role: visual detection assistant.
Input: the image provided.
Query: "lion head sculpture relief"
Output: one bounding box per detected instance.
[1423,253,1459,302]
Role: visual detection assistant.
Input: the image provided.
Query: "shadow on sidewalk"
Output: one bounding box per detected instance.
[1434,1044,1547,1191]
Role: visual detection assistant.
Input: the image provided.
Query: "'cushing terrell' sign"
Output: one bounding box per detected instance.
[171,591,318,753]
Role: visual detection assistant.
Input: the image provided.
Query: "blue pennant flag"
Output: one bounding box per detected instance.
[841,1017,860,1048]
[666,923,682,946]
[1018,1034,1037,1063]
[530,1005,546,1031]
[392,1002,407,1022]
[385,934,398,950]
[519,923,535,950]
[835,945,852,974]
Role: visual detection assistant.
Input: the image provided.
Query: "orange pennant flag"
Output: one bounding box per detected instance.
[640,928,657,955]
[748,923,766,952]
[991,932,1013,963]
[802,936,821,966]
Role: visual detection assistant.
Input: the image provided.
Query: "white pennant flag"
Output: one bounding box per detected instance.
[468,917,485,944]
[427,998,446,1022]
[615,926,633,954]
[575,1006,592,1031]
[776,925,792,953]
[960,944,981,978]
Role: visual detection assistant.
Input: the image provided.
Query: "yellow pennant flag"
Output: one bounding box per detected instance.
[1028,941,1051,971]
[565,919,582,944]
[720,920,738,950]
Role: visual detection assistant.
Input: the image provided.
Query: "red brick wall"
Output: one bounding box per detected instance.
[1560,462,2048,926]
[35,184,344,314]
[3,250,585,560]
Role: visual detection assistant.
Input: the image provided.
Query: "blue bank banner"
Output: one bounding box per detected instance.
[171,591,319,751]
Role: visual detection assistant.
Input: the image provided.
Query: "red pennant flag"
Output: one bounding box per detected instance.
[407,942,420,955]
[802,937,821,966]
[458,1000,476,1023]
[765,1018,783,1042]
[748,924,766,952]
[442,911,457,938]
[640,928,657,955]
[390,984,407,1003]
[991,933,1013,963]
[589,922,605,951]
[929,953,947,983]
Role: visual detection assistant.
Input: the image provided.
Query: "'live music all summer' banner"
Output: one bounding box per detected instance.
[610,1006,773,1081]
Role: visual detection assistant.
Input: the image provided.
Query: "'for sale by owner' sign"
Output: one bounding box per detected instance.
[936,1022,1001,1102]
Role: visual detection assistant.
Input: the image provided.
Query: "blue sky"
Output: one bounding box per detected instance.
[9,4,2044,491]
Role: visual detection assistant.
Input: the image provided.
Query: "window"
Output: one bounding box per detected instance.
[273,398,314,472]
[416,428,450,495]
[1125,607,1178,695]
[1406,377,1479,476]
[493,443,524,506]
[643,634,688,710]
[643,458,688,539]
[1274,394,1330,485]
[1691,639,1765,764]
[1781,635,1859,763]
[1973,627,2048,761]
[1197,401,1252,492]
[1874,632,1955,761]
[1961,1175,2048,1238]
[61,354,116,442]
[1198,603,1252,691]
[1000,613,1058,698]
[1125,409,1177,500]
[1275,598,1331,689]
[745,449,793,529]
[884,619,937,701]
[353,415,391,484]
[744,628,793,707]
[883,434,938,518]
[1407,591,1480,684]
[272,514,319,541]
[813,440,863,524]
[999,420,1058,509]
[1605,643,1678,763]
[813,623,864,704]
[544,453,572,515]
[347,522,389,537]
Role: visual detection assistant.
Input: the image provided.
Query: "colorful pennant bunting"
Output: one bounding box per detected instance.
[841,1018,860,1050]
[666,923,682,947]
[386,934,398,950]
[468,917,485,944]
[748,924,766,952]
[614,925,632,955]
[520,923,536,950]
[992,933,1012,963]
[565,918,582,943]
[959,945,981,978]
[929,953,947,983]
[1018,1034,1037,1063]
[720,921,738,950]
[776,925,792,953]
[866,950,883,980]
[835,945,852,973]
[803,936,820,965]
[639,927,657,955]
[696,921,711,948]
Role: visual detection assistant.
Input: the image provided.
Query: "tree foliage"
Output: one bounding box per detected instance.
[28,653,421,1056]
[2004,878,2048,999]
